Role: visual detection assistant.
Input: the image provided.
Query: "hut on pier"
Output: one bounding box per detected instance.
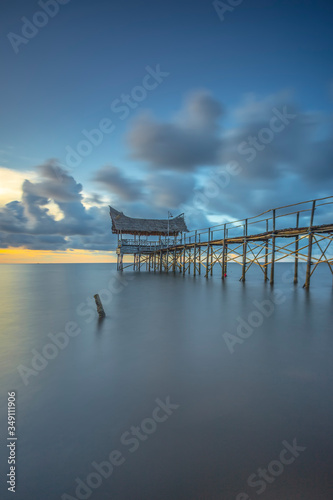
[109,206,188,270]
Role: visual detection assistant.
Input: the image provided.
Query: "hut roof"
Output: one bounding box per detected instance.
[109,206,189,235]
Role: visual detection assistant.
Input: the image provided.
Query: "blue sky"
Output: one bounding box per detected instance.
[0,0,333,256]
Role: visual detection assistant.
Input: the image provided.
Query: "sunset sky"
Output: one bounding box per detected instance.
[1,0,333,263]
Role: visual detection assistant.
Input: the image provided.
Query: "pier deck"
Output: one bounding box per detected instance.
[115,197,333,288]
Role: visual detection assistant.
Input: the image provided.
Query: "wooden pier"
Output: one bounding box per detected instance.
[111,197,333,288]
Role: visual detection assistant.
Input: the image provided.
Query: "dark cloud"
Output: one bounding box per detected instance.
[127,91,223,171]
[191,92,333,222]
[146,172,195,209]
[1,91,333,253]
[0,161,110,250]
[93,165,144,201]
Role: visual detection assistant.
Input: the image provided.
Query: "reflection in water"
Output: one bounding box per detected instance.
[0,263,332,500]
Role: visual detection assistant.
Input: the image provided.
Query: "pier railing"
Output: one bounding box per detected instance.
[116,196,333,287]
[181,196,333,245]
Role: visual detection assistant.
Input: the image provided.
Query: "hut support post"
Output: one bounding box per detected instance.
[198,234,201,275]
[166,245,169,273]
[188,247,191,274]
[270,209,276,284]
[210,232,213,276]
[264,219,268,281]
[294,212,300,284]
[193,230,197,276]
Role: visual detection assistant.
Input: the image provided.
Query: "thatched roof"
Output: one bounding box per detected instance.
[109,206,189,235]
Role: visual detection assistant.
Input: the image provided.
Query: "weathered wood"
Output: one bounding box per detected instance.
[94,294,105,319]
[303,202,316,288]
[240,220,248,281]
[241,240,247,281]
[270,209,276,284]
[294,212,299,284]
[193,230,197,276]
[113,196,333,288]
[264,219,269,281]
[304,233,313,288]
[205,228,211,278]
[198,234,201,275]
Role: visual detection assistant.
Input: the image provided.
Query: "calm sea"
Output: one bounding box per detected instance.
[0,263,332,500]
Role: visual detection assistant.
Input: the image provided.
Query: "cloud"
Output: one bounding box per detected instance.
[192,91,333,221]
[146,172,195,209]
[0,160,110,251]
[93,165,144,201]
[1,90,333,254]
[127,91,224,171]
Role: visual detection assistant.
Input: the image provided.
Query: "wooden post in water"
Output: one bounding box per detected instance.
[294,212,300,284]
[264,219,269,281]
[304,200,316,288]
[94,294,106,319]
[205,228,211,278]
[270,209,276,284]
[182,244,186,275]
[241,219,247,282]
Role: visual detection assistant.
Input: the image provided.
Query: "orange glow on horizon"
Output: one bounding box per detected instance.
[0,248,124,264]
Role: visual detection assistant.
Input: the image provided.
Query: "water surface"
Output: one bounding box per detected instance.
[0,263,332,500]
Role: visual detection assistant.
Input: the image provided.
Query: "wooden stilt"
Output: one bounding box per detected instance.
[188,247,191,274]
[241,219,247,282]
[304,233,313,288]
[270,210,276,284]
[222,224,226,280]
[198,235,201,275]
[241,240,247,281]
[193,230,197,276]
[210,245,213,276]
[205,228,211,278]
[224,243,228,277]
[264,219,268,281]
[294,212,299,284]
[304,201,316,288]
